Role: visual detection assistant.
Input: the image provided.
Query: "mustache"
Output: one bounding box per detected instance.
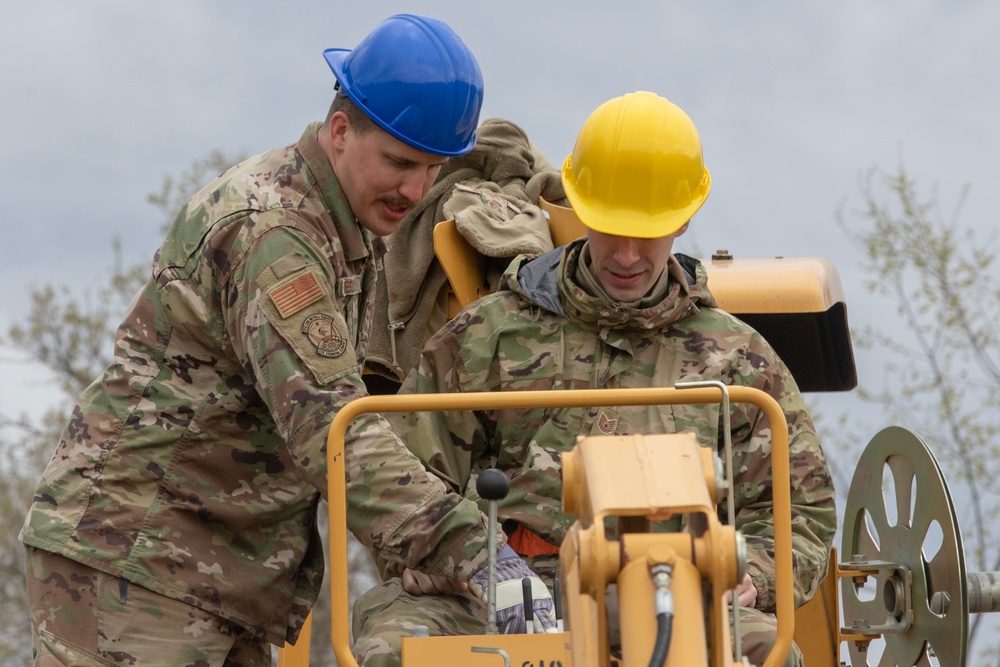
[381,195,419,210]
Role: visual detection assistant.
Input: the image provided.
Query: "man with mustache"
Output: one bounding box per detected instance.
[352,92,835,667]
[20,14,552,666]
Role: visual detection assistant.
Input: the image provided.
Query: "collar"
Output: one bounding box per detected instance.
[296,122,375,263]
[557,240,697,336]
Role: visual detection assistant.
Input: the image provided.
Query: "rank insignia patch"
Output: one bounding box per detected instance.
[595,409,620,435]
[270,271,324,318]
[301,313,347,358]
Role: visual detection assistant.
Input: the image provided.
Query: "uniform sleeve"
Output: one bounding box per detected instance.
[391,324,497,491]
[224,226,492,581]
[372,316,500,579]
[730,338,837,612]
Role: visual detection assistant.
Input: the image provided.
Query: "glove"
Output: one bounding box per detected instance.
[471,545,557,634]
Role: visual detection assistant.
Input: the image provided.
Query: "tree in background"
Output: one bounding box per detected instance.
[0,150,377,665]
[0,240,139,663]
[837,162,1000,660]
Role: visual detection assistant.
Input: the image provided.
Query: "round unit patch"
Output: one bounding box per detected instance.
[301,313,348,358]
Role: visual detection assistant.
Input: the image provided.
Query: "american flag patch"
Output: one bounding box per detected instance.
[269,271,325,318]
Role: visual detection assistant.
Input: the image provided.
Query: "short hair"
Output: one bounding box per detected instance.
[325,89,376,135]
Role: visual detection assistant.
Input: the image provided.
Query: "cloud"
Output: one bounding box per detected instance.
[2,0,999,422]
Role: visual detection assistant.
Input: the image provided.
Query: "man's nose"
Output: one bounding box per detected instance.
[398,167,434,202]
[614,238,641,266]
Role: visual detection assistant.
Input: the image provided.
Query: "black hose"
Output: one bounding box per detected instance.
[647,611,673,667]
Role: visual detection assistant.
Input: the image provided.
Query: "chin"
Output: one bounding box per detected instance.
[361,216,396,237]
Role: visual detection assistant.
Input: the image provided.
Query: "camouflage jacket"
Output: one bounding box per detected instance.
[389,240,837,611]
[20,123,493,644]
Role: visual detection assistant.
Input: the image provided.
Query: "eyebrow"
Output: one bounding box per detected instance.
[385,151,446,169]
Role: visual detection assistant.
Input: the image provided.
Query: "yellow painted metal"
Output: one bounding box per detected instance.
[433,219,489,319]
[565,432,712,521]
[323,385,794,667]
[275,611,312,667]
[562,435,744,667]
[401,630,570,665]
[792,547,841,666]
[540,196,587,246]
[617,542,707,666]
[703,255,846,315]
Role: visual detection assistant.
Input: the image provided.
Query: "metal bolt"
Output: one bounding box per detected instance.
[930,591,951,615]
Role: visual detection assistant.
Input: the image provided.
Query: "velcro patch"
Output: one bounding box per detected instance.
[269,271,324,318]
[339,276,362,297]
[300,313,348,358]
[592,407,621,435]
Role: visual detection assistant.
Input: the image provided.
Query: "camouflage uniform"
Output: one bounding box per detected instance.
[19,122,494,660]
[353,240,836,667]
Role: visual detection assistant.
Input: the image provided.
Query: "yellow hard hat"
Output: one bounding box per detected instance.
[561,91,711,238]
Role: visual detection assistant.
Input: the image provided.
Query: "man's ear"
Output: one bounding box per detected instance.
[328,111,351,150]
[674,222,690,238]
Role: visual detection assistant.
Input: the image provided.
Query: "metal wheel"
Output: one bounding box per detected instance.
[841,426,967,666]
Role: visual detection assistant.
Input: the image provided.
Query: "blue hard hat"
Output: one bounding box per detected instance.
[324,14,484,157]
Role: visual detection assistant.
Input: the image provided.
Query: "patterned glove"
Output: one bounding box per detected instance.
[471,545,556,634]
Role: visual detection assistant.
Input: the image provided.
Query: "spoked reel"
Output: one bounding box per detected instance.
[841,426,967,666]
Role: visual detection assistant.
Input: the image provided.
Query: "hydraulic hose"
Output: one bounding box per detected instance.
[649,564,675,667]
[648,612,674,667]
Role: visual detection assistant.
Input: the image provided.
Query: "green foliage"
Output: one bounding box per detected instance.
[147,148,244,232]
[837,162,1000,656]
[6,240,144,397]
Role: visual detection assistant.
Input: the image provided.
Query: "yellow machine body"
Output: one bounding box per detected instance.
[617,545,707,666]
[558,433,743,667]
[401,631,570,665]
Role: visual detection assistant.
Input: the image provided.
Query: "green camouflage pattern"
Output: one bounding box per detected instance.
[20,122,493,645]
[25,546,270,666]
[380,240,837,612]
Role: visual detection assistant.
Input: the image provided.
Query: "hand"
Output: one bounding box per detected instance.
[725,572,758,608]
[401,568,471,596]
[471,545,556,634]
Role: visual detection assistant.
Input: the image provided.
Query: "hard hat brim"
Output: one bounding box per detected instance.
[563,161,712,239]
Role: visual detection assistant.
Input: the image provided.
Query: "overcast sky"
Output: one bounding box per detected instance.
[2,1,999,656]
[4,0,1000,437]
[4,3,999,436]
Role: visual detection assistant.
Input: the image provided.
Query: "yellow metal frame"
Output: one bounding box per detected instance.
[321,386,794,667]
[792,547,841,665]
[275,613,311,667]
[540,196,587,246]
[401,630,571,665]
[432,220,489,317]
